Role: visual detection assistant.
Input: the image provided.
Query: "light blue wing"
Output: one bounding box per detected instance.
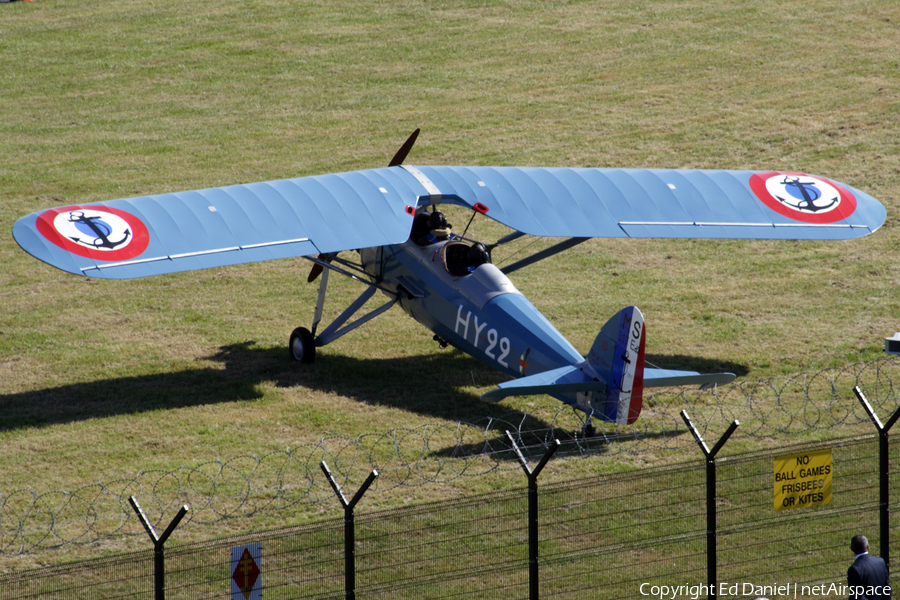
[408,166,885,240]
[13,164,885,280]
[12,168,420,279]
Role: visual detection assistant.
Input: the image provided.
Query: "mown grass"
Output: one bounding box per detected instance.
[1,0,899,568]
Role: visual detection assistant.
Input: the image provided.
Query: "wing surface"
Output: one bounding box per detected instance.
[14,164,885,279]
[409,166,885,240]
[13,168,420,279]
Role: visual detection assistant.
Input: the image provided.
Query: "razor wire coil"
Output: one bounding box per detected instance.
[2,356,899,555]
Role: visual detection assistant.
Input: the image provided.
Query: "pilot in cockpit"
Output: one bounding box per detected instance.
[411,209,492,276]
[467,242,490,269]
[443,240,492,277]
[411,210,452,246]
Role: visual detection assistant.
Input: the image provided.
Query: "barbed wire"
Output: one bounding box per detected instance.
[2,356,898,555]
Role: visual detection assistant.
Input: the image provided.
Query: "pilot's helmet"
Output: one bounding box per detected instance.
[468,242,490,267]
[427,210,452,241]
[413,212,430,230]
[427,210,450,231]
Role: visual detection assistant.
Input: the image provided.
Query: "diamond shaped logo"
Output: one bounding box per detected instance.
[231,544,261,600]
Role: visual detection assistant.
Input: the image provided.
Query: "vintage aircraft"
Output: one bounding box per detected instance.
[12,130,886,435]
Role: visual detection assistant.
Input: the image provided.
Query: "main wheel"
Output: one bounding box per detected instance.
[289,327,316,364]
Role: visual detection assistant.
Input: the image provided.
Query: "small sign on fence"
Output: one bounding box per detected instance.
[231,542,262,600]
[773,448,832,511]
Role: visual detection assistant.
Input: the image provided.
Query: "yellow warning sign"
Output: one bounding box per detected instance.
[774,448,832,511]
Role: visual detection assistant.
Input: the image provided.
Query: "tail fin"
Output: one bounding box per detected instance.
[480,305,733,422]
[479,305,646,425]
[587,306,646,424]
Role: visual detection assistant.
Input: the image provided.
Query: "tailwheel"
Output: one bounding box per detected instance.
[289,327,316,364]
[583,418,596,439]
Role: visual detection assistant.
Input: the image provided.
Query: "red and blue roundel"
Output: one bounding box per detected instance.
[749,171,857,224]
[35,205,150,261]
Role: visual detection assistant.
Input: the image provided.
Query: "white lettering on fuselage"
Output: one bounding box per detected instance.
[455,305,470,339]
[455,305,510,368]
[472,316,487,347]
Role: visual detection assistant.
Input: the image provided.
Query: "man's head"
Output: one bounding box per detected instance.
[851,535,869,555]
[427,211,450,231]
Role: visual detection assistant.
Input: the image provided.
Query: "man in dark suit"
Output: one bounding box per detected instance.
[848,534,891,600]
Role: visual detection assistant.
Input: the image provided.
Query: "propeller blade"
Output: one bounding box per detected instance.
[308,262,325,283]
[388,128,420,167]
[308,253,333,283]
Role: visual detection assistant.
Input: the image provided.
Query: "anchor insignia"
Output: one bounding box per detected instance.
[773,175,839,213]
[35,205,150,261]
[66,210,132,250]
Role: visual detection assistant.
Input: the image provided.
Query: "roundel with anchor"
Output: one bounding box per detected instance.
[36,205,150,261]
[749,171,857,224]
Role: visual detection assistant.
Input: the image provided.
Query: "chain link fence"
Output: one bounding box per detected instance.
[1,435,891,599]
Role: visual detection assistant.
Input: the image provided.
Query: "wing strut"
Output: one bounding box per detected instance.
[314,285,398,347]
[491,230,527,247]
[312,266,330,336]
[500,237,589,275]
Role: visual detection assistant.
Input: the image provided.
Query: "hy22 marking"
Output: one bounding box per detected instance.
[454,305,510,368]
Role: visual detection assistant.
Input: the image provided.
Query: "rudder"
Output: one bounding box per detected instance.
[587,306,646,424]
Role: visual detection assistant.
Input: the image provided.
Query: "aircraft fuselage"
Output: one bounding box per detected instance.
[364,239,587,384]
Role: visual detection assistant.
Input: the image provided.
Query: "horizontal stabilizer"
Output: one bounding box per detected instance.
[480,366,607,403]
[482,366,736,403]
[645,368,735,389]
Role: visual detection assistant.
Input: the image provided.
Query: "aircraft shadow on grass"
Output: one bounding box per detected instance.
[0,340,747,460]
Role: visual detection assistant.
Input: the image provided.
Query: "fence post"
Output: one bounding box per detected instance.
[128,497,189,600]
[681,411,738,600]
[854,385,900,573]
[321,461,379,600]
[506,431,559,600]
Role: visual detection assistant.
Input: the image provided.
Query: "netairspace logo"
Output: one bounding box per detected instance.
[639,582,891,599]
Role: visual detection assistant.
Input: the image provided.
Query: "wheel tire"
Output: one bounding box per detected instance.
[289,327,316,364]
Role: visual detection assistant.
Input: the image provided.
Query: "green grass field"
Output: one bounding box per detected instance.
[1,0,899,568]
